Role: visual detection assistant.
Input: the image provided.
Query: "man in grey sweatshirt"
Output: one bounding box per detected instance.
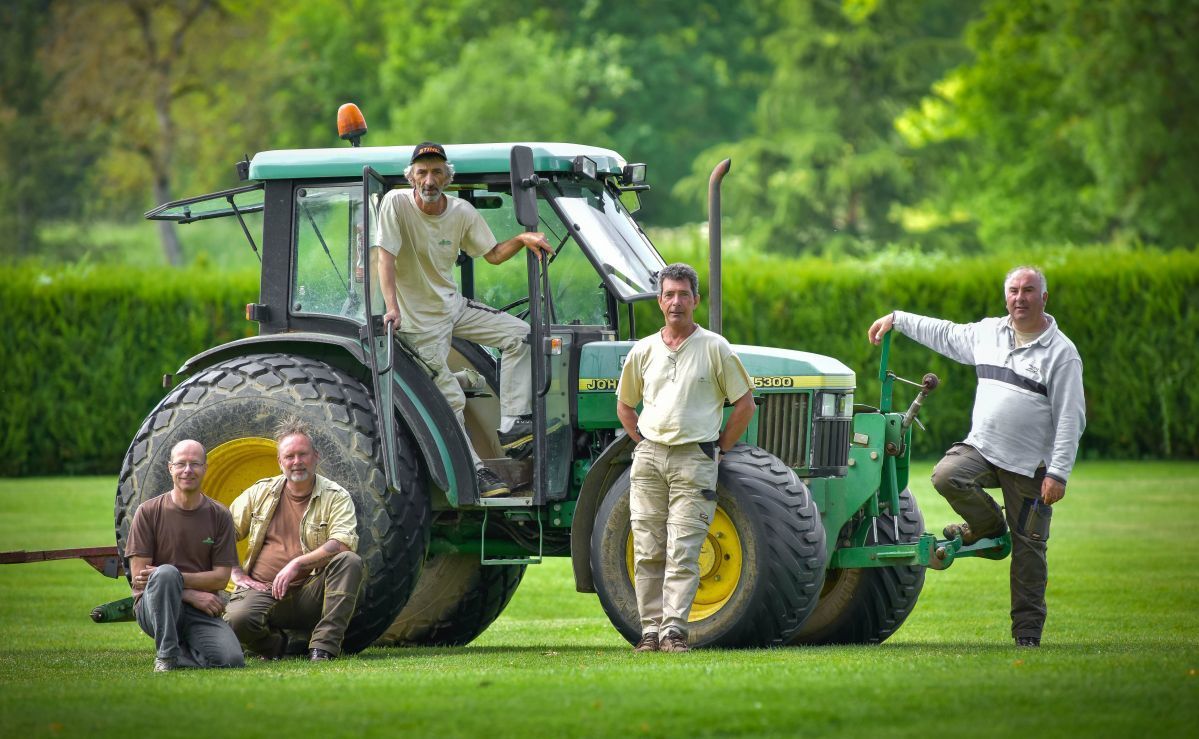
[868,266,1085,648]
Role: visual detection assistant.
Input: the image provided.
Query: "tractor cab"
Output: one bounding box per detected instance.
[148,139,665,512]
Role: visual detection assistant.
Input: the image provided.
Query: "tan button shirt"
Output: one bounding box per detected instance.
[229,474,359,577]
[617,326,753,446]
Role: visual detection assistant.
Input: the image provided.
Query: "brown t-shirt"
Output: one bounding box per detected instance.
[125,492,238,599]
[249,491,309,584]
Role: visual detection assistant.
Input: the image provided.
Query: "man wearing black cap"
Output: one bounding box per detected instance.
[373,142,554,497]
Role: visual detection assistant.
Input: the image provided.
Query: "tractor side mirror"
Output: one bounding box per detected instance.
[510,145,540,230]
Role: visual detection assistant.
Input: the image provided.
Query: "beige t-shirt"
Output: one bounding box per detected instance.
[374,189,497,330]
[617,326,753,446]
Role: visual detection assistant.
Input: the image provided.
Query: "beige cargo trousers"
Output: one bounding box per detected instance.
[400,294,532,465]
[629,439,719,637]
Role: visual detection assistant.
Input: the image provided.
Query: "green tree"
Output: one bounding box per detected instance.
[0,0,84,258]
[676,0,981,255]
[371,0,773,226]
[40,0,281,265]
[900,0,1199,249]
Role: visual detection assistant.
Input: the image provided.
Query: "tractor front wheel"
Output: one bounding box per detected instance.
[788,487,926,645]
[375,552,525,647]
[590,445,827,648]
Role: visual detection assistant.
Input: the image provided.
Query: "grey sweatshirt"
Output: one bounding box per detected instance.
[893,311,1086,483]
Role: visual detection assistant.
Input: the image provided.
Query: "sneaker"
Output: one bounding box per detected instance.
[943,520,1007,546]
[498,415,565,458]
[659,629,690,653]
[634,632,659,653]
[153,657,177,672]
[476,467,511,498]
[1015,636,1041,648]
[309,648,336,661]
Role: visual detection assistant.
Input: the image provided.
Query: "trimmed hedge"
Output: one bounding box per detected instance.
[638,249,1199,462]
[2,250,1196,476]
[0,266,257,476]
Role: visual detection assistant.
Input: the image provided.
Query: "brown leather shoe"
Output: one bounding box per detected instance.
[659,630,690,653]
[633,632,659,652]
[943,521,1007,546]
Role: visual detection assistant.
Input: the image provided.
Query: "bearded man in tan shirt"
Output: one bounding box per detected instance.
[616,263,756,653]
[224,420,364,661]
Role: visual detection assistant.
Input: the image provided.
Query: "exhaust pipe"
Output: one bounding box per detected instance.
[708,158,731,334]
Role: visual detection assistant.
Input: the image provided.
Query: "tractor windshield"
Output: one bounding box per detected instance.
[548,182,665,301]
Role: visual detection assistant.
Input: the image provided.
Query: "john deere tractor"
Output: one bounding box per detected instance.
[115,109,1009,652]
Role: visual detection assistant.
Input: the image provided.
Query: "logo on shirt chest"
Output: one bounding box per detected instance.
[438,239,453,247]
[1023,360,1042,381]
[202,537,215,546]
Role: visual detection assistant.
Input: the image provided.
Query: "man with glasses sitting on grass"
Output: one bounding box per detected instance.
[125,439,244,672]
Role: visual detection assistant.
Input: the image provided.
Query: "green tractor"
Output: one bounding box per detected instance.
[116,112,1009,652]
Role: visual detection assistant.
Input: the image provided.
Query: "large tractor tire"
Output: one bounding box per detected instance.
[789,487,926,645]
[375,552,525,647]
[115,353,429,654]
[590,445,827,648]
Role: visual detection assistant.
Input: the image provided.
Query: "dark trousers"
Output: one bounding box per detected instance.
[135,564,244,668]
[224,551,364,656]
[931,443,1054,639]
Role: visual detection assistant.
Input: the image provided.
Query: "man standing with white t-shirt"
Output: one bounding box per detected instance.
[616,263,756,653]
[373,143,554,497]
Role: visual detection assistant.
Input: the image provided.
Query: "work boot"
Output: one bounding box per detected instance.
[498,415,565,459]
[153,657,177,672]
[498,416,534,458]
[659,629,690,653]
[943,520,1007,546]
[633,632,659,653]
[1015,636,1041,648]
[476,467,511,498]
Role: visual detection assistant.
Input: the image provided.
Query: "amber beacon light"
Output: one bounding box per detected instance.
[337,103,368,147]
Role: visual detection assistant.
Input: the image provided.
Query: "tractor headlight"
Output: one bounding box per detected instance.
[816,392,853,418]
[818,392,837,418]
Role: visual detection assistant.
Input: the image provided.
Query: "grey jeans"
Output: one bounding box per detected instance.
[931,443,1054,639]
[134,564,244,667]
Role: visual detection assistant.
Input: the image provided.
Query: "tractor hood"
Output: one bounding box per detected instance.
[577,341,856,394]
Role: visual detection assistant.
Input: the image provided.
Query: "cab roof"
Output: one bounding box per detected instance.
[248,142,627,181]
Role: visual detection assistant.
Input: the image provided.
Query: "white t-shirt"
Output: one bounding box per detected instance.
[617,326,753,446]
[374,189,497,330]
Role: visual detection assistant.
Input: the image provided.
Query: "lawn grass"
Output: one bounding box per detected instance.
[1,462,1196,738]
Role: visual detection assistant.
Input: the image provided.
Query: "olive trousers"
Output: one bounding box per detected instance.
[224,551,365,657]
[931,443,1054,639]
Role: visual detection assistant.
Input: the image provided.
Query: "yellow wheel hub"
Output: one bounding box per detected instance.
[624,505,743,622]
[205,437,278,563]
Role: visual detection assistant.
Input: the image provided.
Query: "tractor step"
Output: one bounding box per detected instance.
[480,501,542,566]
[478,496,534,507]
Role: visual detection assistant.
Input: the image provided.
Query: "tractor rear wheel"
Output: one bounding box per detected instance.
[375,552,525,647]
[590,445,827,648]
[115,353,429,654]
[788,487,926,645]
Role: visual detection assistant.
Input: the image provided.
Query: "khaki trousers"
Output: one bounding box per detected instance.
[224,551,365,657]
[401,295,531,465]
[931,443,1054,639]
[629,440,719,637]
